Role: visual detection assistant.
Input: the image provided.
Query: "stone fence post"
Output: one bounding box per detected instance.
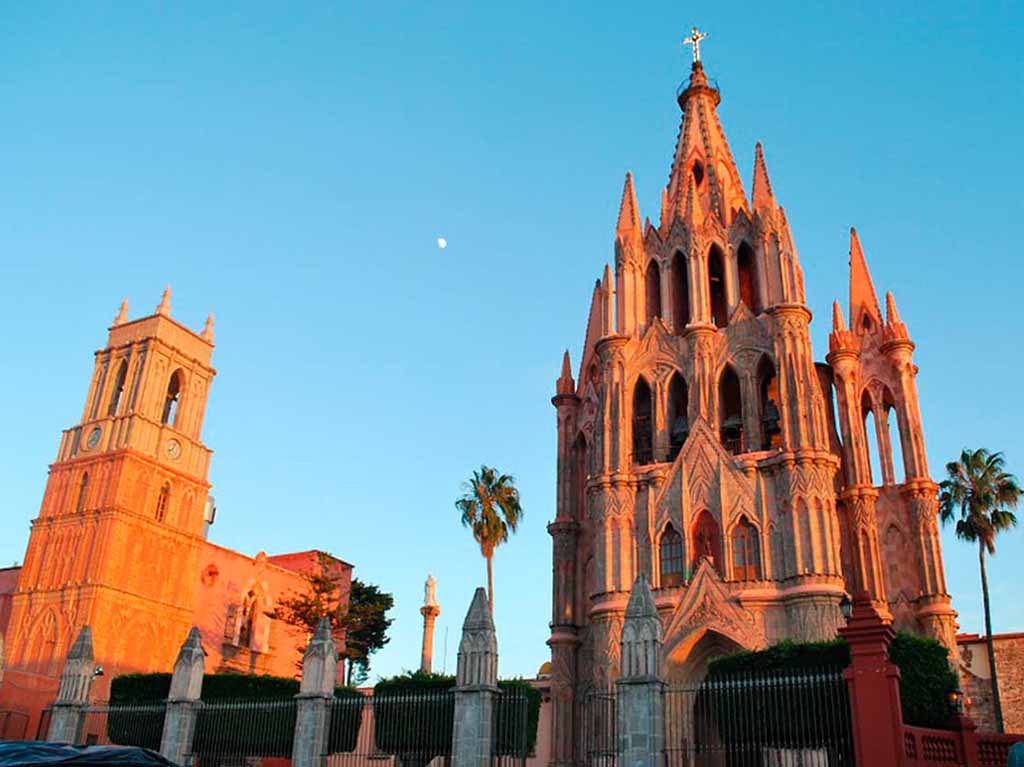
[451,588,498,767]
[291,617,337,767]
[47,626,96,743]
[838,592,905,767]
[617,576,665,767]
[160,627,206,765]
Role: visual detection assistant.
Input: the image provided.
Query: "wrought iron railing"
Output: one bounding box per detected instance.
[189,698,297,765]
[76,702,167,748]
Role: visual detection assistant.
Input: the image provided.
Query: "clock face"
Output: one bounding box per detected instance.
[166,439,182,460]
[86,427,101,450]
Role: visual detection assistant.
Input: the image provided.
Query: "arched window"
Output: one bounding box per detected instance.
[886,404,905,483]
[758,356,782,450]
[672,251,691,332]
[708,246,728,327]
[667,373,689,461]
[719,366,743,454]
[732,517,761,581]
[737,242,761,314]
[75,472,89,513]
[107,360,128,417]
[632,377,653,465]
[161,370,183,426]
[692,161,704,187]
[659,524,684,587]
[572,433,588,520]
[155,483,170,522]
[645,261,662,324]
[238,590,258,648]
[691,510,722,574]
[862,391,881,484]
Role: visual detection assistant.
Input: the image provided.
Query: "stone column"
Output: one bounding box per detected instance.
[160,627,206,766]
[292,617,337,767]
[48,626,96,743]
[617,576,665,767]
[420,573,441,673]
[837,593,904,767]
[451,588,498,767]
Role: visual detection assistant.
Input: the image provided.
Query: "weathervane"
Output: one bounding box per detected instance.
[683,26,708,63]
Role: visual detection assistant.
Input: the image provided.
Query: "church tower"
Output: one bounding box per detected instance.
[0,289,216,710]
[547,34,956,767]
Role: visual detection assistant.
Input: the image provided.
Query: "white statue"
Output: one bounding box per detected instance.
[424,573,438,608]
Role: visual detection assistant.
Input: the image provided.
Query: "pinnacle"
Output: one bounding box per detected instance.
[624,575,658,619]
[463,587,494,631]
[885,291,901,325]
[311,616,333,643]
[560,350,572,379]
[202,312,215,343]
[183,626,204,649]
[848,227,881,326]
[156,285,172,317]
[68,626,94,660]
[556,350,575,396]
[752,142,776,211]
[832,300,847,333]
[113,298,128,326]
[683,171,703,227]
[616,172,642,240]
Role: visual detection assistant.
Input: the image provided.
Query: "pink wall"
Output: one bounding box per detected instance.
[0,566,21,635]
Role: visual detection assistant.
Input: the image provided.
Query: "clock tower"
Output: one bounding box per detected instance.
[1,288,216,710]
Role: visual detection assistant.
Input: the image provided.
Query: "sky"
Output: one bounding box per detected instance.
[1,1,1022,682]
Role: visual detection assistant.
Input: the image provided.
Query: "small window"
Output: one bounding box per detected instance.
[708,246,728,327]
[732,518,761,581]
[692,510,722,575]
[672,251,691,332]
[75,472,89,513]
[107,360,127,417]
[645,261,662,323]
[632,378,654,465]
[758,356,782,450]
[692,161,704,187]
[161,370,183,426]
[667,373,689,461]
[719,366,743,454]
[660,525,684,587]
[737,242,761,314]
[155,483,170,522]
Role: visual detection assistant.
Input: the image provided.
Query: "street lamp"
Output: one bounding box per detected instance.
[839,594,853,622]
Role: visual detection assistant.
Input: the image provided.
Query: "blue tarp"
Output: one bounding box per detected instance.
[0,743,177,767]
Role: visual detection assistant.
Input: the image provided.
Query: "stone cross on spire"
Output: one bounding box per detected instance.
[683,26,708,63]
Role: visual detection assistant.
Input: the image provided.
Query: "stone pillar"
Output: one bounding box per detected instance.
[292,617,338,767]
[617,576,665,767]
[451,588,498,767]
[160,627,206,766]
[420,573,441,673]
[837,593,904,767]
[48,626,96,743]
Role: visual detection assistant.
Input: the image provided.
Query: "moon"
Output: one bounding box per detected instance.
[437,237,447,250]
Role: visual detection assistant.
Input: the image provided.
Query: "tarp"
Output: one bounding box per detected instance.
[0,743,178,767]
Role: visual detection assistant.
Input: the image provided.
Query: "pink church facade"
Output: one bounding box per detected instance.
[546,57,957,765]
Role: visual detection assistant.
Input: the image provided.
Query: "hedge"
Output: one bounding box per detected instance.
[706,632,958,729]
[107,672,364,753]
[371,671,541,761]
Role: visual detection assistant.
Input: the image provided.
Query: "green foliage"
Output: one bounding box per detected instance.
[342,579,395,685]
[889,633,959,729]
[939,448,1021,553]
[706,632,958,730]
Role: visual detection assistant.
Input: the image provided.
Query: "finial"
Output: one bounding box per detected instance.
[683,26,709,64]
[616,171,642,241]
[556,350,575,396]
[885,291,901,325]
[752,142,776,211]
[156,285,172,317]
[832,301,847,333]
[113,298,128,326]
[202,312,215,342]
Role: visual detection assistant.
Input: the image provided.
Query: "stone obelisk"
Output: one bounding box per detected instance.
[420,573,441,673]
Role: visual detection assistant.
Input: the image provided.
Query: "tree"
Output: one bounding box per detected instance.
[939,448,1021,733]
[341,580,394,685]
[273,552,394,684]
[456,465,523,611]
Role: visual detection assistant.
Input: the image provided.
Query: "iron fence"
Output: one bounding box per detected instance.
[664,668,853,767]
[76,703,167,748]
[189,698,297,767]
[581,690,616,767]
[491,689,530,767]
[0,710,30,741]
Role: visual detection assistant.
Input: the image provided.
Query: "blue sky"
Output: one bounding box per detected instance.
[1,2,1022,681]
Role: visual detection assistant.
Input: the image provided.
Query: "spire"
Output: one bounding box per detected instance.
[299,616,338,695]
[832,301,847,333]
[885,291,901,325]
[616,172,642,242]
[202,312,215,343]
[666,53,748,227]
[883,290,910,344]
[113,298,128,326]
[682,172,703,228]
[556,350,575,396]
[456,587,498,688]
[169,627,206,700]
[620,575,662,680]
[156,285,172,317]
[848,228,881,330]
[751,142,776,212]
[601,264,614,335]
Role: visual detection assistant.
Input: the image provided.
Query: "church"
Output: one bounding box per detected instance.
[0,291,352,739]
[546,40,958,764]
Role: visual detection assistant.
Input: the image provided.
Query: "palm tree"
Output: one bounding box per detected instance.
[456,465,523,611]
[939,448,1021,733]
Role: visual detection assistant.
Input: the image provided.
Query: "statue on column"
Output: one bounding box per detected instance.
[420,573,441,673]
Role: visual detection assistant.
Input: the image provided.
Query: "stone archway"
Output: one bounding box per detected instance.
[665,626,746,686]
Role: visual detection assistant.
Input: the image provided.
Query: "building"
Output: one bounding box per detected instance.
[546,46,958,763]
[0,290,352,739]
[958,632,1024,734]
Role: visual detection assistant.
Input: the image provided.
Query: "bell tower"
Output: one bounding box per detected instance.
[0,289,216,711]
